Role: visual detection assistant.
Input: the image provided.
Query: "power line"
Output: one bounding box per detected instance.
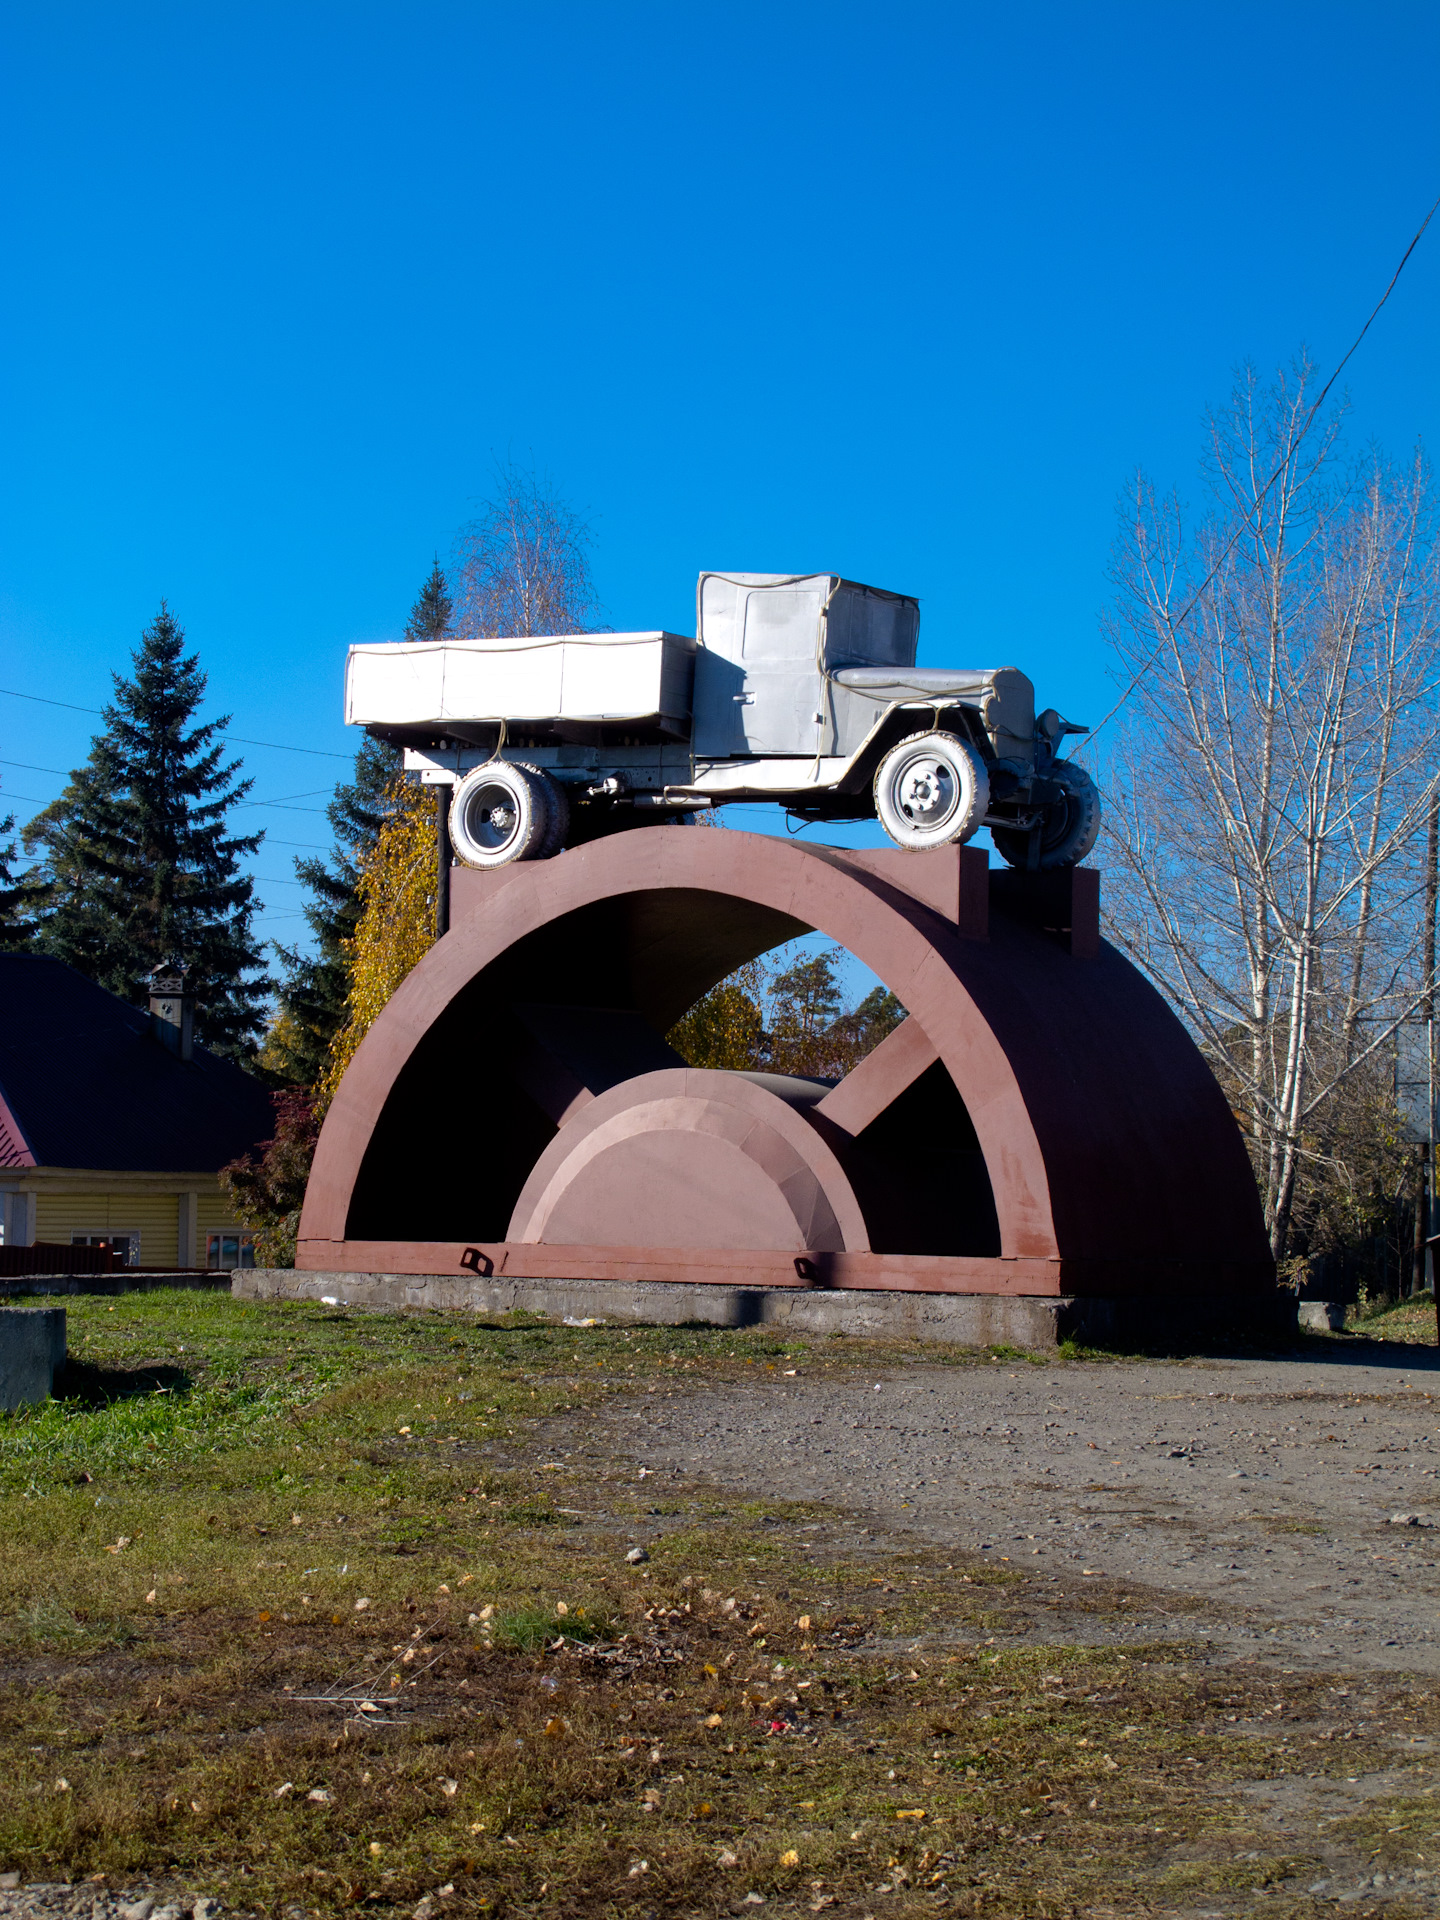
[0,684,351,759]
[0,759,335,815]
[0,756,71,777]
[233,788,333,807]
[1082,190,1440,749]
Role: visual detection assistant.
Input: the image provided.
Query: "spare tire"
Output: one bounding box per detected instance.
[449,761,566,868]
[992,759,1101,870]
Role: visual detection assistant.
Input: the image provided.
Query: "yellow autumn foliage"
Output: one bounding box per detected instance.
[318,775,436,1109]
[667,958,769,1070]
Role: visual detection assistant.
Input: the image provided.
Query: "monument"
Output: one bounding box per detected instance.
[243,572,1279,1345]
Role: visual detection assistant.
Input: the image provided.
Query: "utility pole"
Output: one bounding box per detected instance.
[435,788,452,940]
[1426,795,1438,1315]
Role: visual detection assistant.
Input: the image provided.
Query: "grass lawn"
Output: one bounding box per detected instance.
[3,1290,1438,1918]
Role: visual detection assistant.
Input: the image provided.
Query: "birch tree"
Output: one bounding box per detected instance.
[452,459,601,637]
[1099,358,1440,1264]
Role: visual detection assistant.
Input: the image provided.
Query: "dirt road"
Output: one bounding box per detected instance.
[575,1338,1440,1673]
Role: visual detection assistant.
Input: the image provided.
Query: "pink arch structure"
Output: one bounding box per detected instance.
[298,828,1273,1303]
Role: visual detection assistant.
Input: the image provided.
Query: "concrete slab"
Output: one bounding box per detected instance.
[0,1306,66,1411]
[234,1269,1296,1350]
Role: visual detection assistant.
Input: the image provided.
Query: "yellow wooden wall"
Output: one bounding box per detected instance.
[35,1191,180,1267]
[33,1182,248,1268]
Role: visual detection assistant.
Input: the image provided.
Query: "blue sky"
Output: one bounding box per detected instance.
[1,2,1437,954]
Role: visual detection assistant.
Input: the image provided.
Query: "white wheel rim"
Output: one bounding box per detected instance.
[459,778,523,858]
[893,750,963,833]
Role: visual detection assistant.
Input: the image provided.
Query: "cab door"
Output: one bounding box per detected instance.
[736,584,825,756]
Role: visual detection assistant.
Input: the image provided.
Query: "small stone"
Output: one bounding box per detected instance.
[743,1896,766,1907]
[150,1906,183,1920]
[625,1547,649,1565]
[306,1788,331,1803]
[192,1900,222,1920]
[118,1900,154,1920]
[1391,1512,1424,1527]
[717,1851,739,1869]
[0,1876,21,1894]
[412,1899,434,1920]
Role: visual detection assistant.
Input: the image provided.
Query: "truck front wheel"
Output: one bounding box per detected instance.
[991,759,1101,870]
[449,762,570,868]
[873,731,991,852]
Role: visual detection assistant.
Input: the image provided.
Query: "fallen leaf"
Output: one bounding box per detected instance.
[307,1788,331,1803]
[555,1601,569,1616]
[797,1614,811,1630]
[54,1778,70,1793]
[105,1536,131,1554]
[704,1662,718,1676]
[257,1610,272,1623]
[275,1782,294,1798]
[369,1842,382,1856]
[705,1712,723,1729]
[895,1808,926,1821]
[780,1849,800,1867]
[717,1849,739,1868]
[354,1597,370,1611]
[441,1778,459,1796]
[145,1590,157,1604]
[542,1717,571,1738]
[291,1513,301,1526]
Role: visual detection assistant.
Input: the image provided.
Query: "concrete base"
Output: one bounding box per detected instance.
[235,1269,1297,1351]
[0,1306,66,1411]
[1297,1300,1357,1332]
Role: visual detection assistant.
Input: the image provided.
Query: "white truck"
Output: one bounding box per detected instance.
[345,571,1100,871]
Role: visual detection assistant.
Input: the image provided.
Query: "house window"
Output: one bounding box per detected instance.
[207,1231,256,1270]
[72,1232,140,1268]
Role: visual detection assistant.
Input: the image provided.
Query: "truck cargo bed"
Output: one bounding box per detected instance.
[346,631,696,744]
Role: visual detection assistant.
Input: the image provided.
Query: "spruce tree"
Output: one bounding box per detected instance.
[265,734,401,1085]
[0,812,41,949]
[23,603,270,1057]
[405,557,454,642]
[267,561,452,1085]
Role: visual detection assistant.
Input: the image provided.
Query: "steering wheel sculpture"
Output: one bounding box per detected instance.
[298,830,1272,1315]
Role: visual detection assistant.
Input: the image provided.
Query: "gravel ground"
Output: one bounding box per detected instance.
[577,1337,1440,1673]
[0,1894,222,1920]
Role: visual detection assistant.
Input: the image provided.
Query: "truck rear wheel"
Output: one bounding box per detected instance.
[873,731,990,852]
[449,762,568,868]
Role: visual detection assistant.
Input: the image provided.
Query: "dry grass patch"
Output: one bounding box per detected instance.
[1,1293,1437,1917]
